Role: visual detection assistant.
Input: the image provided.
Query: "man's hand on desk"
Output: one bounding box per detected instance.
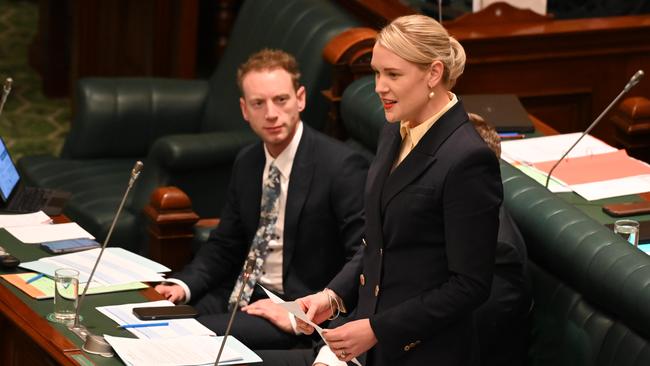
[154,283,186,304]
[241,299,293,333]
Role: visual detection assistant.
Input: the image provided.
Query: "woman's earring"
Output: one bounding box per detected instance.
[428,90,435,99]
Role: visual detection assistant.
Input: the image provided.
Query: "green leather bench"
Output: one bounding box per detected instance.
[340,76,650,365]
[17,0,360,254]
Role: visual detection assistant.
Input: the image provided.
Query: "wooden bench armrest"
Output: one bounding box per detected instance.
[144,186,199,271]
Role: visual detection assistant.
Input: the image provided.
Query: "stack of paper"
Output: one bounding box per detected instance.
[0,272,147,299]
[97,300,215,339]
[20,247,169,286]
[502,133,650,200]
[103,335,251,366]
[0,211,52,228]
[98,300,262,365]
[6,222,94,243]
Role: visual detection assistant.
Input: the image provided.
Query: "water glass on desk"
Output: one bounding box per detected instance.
[614,219,640,247]
[53,268,79,322]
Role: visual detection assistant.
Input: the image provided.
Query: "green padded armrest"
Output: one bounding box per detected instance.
[148,130,259,170]
[63,78,210,159]
[501,161,650,339]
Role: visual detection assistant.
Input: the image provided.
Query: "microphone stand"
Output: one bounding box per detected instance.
[68,161,144,357]
[545,70,645,188]
[214,254,255,365]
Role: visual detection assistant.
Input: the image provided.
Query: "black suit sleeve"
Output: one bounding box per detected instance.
[173,153,250,300]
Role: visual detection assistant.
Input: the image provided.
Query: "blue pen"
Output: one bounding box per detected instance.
[25,273,45,284]
[117,322,169,329]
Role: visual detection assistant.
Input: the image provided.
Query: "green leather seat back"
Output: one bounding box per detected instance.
[340,75,385,158]
[501,162,650,365]
[201,0,358,132]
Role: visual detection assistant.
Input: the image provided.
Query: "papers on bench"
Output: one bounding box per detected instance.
[97,300,215,339]
[20,247,169,285]
[103,335,258,366]
[0,211,51,228]
[6,222,94,243]
[502,133,650,200]
[0,272,147,299]
[99,301,262,365]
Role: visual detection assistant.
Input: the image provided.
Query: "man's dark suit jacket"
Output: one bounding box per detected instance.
[175,124,368,303]
[330,100,503,366]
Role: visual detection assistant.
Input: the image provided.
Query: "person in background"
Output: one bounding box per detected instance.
[299,14,503,366]
[470,112,532,366]
[155,49,368,350]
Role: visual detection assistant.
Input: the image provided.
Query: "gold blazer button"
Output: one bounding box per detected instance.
[359,274,365,286]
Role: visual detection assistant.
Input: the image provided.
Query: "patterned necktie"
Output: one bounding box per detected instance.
[229,163,282,309]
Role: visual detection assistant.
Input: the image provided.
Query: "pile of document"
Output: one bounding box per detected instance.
[20,247,169,286]
[502,133,650,201]
[98,300,262,365]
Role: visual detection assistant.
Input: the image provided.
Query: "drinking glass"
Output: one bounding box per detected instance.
[614,219,640,247]
[53,268,79,323]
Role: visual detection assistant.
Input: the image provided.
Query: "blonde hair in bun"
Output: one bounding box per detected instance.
[377,14,466,89]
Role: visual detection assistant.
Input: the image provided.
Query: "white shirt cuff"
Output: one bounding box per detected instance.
[163,278,192,304]
[313,345,347,366]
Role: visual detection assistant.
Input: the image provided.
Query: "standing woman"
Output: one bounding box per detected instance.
[299,14,503,366]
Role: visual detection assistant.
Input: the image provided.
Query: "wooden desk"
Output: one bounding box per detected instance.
[0,227,162,366]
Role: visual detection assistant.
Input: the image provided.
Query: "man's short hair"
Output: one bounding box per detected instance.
[237,49,301,93]
[468,112,501,158]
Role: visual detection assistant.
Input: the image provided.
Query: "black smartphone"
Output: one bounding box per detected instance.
[132,305,198,320]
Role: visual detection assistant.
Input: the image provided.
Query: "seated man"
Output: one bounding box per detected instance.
[155,49,368,350]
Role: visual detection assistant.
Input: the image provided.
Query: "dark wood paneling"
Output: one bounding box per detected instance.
[31,0,198,98]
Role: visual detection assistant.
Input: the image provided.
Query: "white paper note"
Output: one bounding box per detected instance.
[6,222,94,243]
[104,335,243,366]
[97,300,215,339]
[260,285,361,366]
[0,211,52,228]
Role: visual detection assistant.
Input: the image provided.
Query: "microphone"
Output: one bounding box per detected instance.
[214,253,256,365]
[544,70,645,188]
[0,77,12,117]
[68,160,144,357]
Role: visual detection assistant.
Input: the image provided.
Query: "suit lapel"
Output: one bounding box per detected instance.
[244,144,265,239]
[367,123,401,220]
[381,100,469,212]
[282,126,315,278]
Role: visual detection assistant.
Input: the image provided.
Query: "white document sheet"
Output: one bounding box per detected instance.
[104,335,243,366]
[512,164,572,193]
[501,133,617,165]
[6,222,94,243]
[0,211,52,228]
[260,286,362,366]
[571,174,650,201]
[20,247,169,285]
[97,300,215,339]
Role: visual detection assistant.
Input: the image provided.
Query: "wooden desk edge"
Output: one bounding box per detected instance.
[0,282,79,365]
